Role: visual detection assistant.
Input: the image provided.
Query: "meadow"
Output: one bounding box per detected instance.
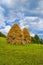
[0,37,43,65]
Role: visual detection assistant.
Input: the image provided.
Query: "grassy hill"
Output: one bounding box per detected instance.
[0,37,43,65]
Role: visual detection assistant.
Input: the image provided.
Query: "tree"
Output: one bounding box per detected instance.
[34,34,40,43]
[40,39,43,44]
[31,37,35,43]
[23,28,31,44]
[0,32,6,37]
[31,34,40,43]
[7,24,24,44]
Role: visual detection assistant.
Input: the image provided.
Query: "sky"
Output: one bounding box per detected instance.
[0,0,43,39]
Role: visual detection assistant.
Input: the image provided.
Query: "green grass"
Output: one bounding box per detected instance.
[0,37,43,65]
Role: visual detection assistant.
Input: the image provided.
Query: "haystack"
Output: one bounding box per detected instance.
[7,24,24,44]
[23,28,31,43]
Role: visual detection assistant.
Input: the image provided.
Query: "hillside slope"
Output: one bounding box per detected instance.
[0,37,43,65]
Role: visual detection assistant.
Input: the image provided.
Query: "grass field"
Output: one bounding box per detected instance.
[0,37,43,65]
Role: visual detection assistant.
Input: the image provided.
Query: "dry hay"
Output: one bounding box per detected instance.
[7,24,31,44]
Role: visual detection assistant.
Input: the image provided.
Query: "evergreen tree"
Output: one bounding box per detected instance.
[31,34,41,44]
[34,34,40,43]
[31,37,35,43]
[40,39,43,44]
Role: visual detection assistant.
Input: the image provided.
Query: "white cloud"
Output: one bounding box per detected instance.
[29,0,43,14]
[7,11,24,23]
[30,32,35,37]
[39,0,43,9]
[19,16,43,36]
[0,0,14,8]
[0,6,5,12]
[0,0,43,15]
[0,0,29,9]
[0,22,5,28]
[0,25,11,35]
[37,18,43,30]
[19,16,39,29]
[0,6,6,28]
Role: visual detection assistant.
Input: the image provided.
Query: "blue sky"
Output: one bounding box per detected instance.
[0,0,43,39]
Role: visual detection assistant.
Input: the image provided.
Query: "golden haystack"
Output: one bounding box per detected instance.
[7,24,24,44]
[23,28,31,43]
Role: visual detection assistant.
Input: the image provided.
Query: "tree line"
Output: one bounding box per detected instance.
[31,34,43,44]
[0,32,6,37]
